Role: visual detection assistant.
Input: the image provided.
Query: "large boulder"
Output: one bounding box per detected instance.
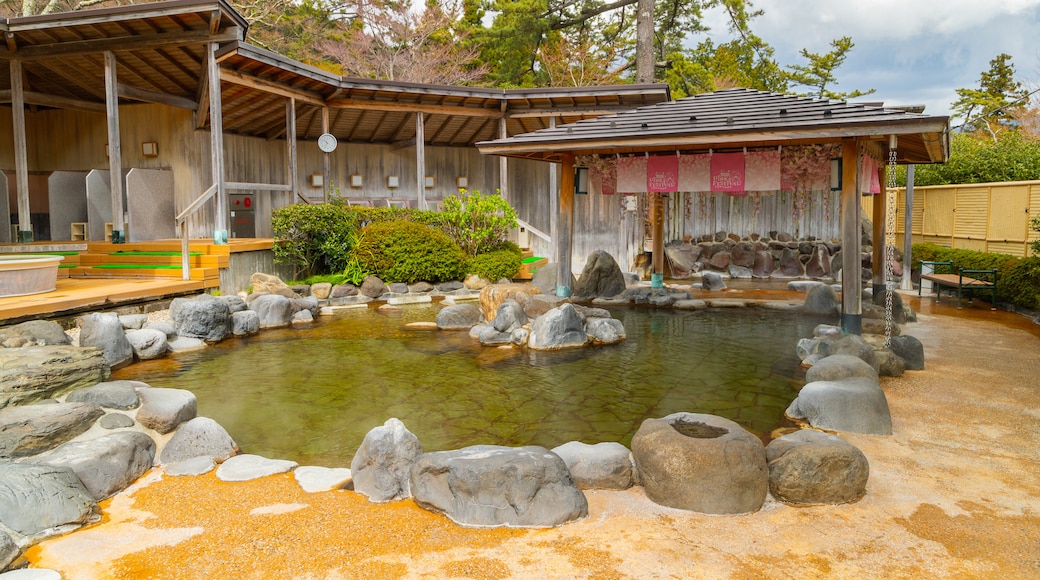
[572,251,627,299]
[125,328,168,360]
[350,418,423,503]
[803,284,840,315]
[491,299,529,333]
[551,441,634,490]
[159,417,238,464]
[0,402,104,459]
[230,310,260,336]
[871,289,907,324]
[250,294,294,329]
[136,388,197,435]
[630,413,767,514]
[585,317,626,345]
[805,355,878,383]
[78,312,134,370]
[169,294,230,342]
[876,349,907,377]
[663,242,699,278]
[65,380,144,410]
[479,284,541,321]
[804,245,832,278]
[0,346,109,408]
[528,304,588,351]
[250,273,295,298]
[0,463,99,538]
[888,335,925,370]
[26,431,156,500]
[767,430,869,504]
[785,377,892,435]
[360,276,388,298]
[819,334,879,371]
[410,445,588,527]
[0,320,70,346]
[701,271,726,291]
[436,304,481,330]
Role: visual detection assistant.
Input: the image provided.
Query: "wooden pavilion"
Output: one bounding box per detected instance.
[477,88,951,333]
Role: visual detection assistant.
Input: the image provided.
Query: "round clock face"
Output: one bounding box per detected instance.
[317,133,337,153]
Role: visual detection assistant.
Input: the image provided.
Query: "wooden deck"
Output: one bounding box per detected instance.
[0,278,206,324]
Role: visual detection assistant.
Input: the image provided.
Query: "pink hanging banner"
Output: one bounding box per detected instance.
[859,154,881,194]
[678,153,711,192]
[616,156,647,193]
[647,155,679,193]
[710,152,746,193]
[744,150,781,191]
[601,160,616,195]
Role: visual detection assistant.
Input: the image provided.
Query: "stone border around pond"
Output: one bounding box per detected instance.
[0,271,923,573]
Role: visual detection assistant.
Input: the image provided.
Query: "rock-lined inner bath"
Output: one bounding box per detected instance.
[115,304,831,466]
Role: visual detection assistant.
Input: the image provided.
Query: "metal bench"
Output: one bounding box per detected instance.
[919,260,997,309]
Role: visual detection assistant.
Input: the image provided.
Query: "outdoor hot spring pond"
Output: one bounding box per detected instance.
[115,304,830,466]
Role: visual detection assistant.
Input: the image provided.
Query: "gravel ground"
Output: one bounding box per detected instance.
[25,295,1040,579]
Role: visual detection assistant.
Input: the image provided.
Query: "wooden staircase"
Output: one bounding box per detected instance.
[67,240,226,288]
[515,249,548,280]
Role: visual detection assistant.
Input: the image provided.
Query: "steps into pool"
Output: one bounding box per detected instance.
[65,241,231,288]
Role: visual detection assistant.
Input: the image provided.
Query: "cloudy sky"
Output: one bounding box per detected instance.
[702,0,1040,120]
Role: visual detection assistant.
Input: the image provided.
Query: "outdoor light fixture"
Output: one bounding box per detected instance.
[387,176,399,188]
[424,176,435,188]
[456,176,468,188]
[141,142,158,157]
[574,167,589,195]
[349,174,363,188]
[830,158,842,191]
[309,174,324,188]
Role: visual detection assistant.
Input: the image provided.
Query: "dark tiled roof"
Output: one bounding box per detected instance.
[477,88,950,164]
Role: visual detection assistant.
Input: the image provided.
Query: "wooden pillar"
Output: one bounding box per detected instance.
[548,116,558,261]
[286,98,298,203]
[902,165,916,290]
[321,106,330,203]
[207,43,228,243]
[651,192,665,287]
[498,115,508,200]
[840,138,862,334]
[10,60,32,243]
[872,160,886,296]
[104,51,126,244]
[416,112,426,209]
[557,153,575,297]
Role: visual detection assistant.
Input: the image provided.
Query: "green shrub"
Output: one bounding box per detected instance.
[911,243,1040,309]
[468,249,522,281]
[440,190,518,256]
[351,220,467,284]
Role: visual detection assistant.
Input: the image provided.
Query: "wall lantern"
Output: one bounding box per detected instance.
[141,142,159,157]
[387,176,400,188]
[349,174,363,188]
[456,176,468,189]
[424,176,435,188]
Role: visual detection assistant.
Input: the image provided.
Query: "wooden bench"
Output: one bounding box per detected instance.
[919,260,997,309]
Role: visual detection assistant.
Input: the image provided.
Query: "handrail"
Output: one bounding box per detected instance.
[517,218,551,244]
[176,183,218,281]
[176,183,217,226]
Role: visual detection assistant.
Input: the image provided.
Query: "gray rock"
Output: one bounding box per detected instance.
[0,320,70,346]
[387,282,409,294]
[436,304,481,330]
[136,388,197,435]
[78,313,134,370]
[410,445,588,527]
[294,466,353,493]
[0,346,110,408]
[647,293,676,307]
[530,263,577,296]
[360,276,388,298]
[572,251,627,299]
[788,280,826,293]
[551,441,634,490]
[805,355,878,383]
[0,463,98,538]
[631,413,767,514]
[469,323,491,340]
[510,327,530,346]
[728,265,753,279]
[701,271,727,291]
[436,281,464,292]
[523,294,566,319]
[805,245,832,278]
[330,284,358,299]
[408,282,434,293]
[819,334,879,371]
[126,328,168,360]
[0,403,104,459]
[289,284,311,297]
[118,314,150,330]
[165,456,216,477]
[144,321,176,339]
[230,310,260,336]
[861,317,901,336]
[250,294,294,329]
[876,349,906,377]
[766,430,869,504]
[216,454,298,482]
[0,529,16,572]
[585,317,626,345]
[310,282,333,300]
[871,289,907,323]
[351,418,423,503]
[292,296,320,318]
[27,431,156,500]
[221,295,248,314]
[291,309,314,324]
[785,377,893,435]
[99,413,135,429]
[803,284,840,315]
[673,299,707,310]
[492,299,528,333]
[159,417,238,464]
[889,335,925,370]
[250,273,295,298]
[478,327,513,346]
[166,336,207,353]
[169,294,230,342]
[66,380,144,410]
[528,304,587,351]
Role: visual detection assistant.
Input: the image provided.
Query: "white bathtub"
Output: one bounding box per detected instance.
[0,254,65,297]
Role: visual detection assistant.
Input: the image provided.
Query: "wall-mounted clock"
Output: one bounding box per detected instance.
[317,133,337,153]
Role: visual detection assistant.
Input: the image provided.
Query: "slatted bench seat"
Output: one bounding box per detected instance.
[919,260,997,309]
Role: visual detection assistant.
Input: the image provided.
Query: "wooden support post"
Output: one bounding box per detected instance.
[557,153,575,297]
[840,138,862,334]
[104,51,125,244]
[207,43,228,243]
[651,192,665,287]
[10,60,32,243]
[872,162,886,296]
[416,112,426,209]
[548,116,558,262]
[321,106,330,204]
[286,97,299,203]
[498,116,508,200]
[902,165,916,291]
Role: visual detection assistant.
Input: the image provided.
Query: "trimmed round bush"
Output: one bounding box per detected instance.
[352,221,467,284]
[468,249,522,281]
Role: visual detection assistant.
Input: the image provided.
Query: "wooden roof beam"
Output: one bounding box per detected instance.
[327,97,502,118]
[0,89,106,113]
[118,82,197,110]
[7,27,241,61]
[218,68,324,106]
